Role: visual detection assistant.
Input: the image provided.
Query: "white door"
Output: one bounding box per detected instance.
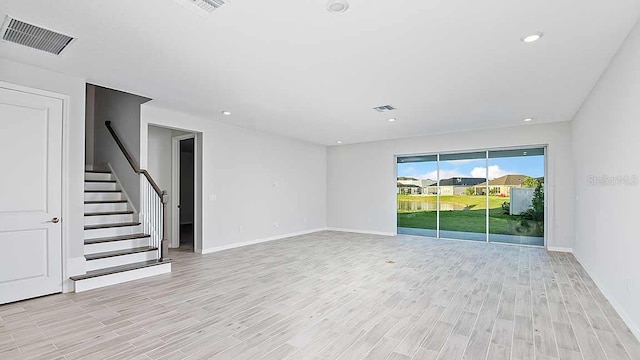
[0,86,63,304]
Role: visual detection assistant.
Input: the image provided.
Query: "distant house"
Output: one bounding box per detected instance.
[397,182,422,195]
[397,177,436,195]
[434,177,485,196]
[474,174,528,196]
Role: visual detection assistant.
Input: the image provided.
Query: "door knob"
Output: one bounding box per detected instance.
[47,217,60,223]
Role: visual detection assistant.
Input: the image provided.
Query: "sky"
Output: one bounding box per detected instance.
[398,156,545,180]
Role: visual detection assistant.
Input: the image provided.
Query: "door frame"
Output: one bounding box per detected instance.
[0,80,70,293]
[171,133,198,249]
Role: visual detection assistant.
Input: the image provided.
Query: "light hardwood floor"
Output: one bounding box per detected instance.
[1,231,639,360]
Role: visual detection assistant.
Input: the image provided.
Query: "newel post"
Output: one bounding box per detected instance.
[161,190,169,261]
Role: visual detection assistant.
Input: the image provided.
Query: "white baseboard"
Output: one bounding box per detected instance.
[573,251,640,342]
[63,256,86,293]
[325,227,396,237]
[199,228,327,255]
[547,246,573,253]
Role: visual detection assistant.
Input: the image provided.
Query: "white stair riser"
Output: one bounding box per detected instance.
[85,192,122,201]
[84,225,142,240]
[84,214,134,226]
[85,182,118,191]
[84,202,129,213]
[74,263,171,292]
[86,250,158,272]
[84,238,151,255]
[85,172,113,181]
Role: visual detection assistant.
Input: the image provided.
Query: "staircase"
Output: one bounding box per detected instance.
[71,169,171,292]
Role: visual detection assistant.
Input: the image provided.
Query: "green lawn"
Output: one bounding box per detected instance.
[397,195,543,237]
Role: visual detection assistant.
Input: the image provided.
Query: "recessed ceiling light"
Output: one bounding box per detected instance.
[521,32,543,43]
[222,111,231,115]
[336,140,343,144]
[523,118,533,122]
[388,118,396,122]
[327,0,349,14]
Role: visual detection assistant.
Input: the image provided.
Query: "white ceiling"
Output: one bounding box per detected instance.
[1,0,639,145]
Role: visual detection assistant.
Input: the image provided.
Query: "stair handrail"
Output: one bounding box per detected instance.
[105,121,163,197]
[105,121,168,261]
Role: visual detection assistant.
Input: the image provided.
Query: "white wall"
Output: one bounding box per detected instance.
[140,104,327,253]
[85,85,95,167]
[571,19,640,337]
[93,86,149,210]
[0,58,86,287]
[327,122,574,249]
[146,125,176,245]
[146,125,174,197]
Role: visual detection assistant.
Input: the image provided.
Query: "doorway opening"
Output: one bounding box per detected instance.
[176,136,195,251]
[396,146,546,247]
[146,125,201,253]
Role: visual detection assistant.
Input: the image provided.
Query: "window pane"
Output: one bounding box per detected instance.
[438,151,487,242]
[487,148,545,246]
[397,155,438,237]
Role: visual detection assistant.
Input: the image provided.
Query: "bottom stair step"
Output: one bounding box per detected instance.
[71,260,171,292]
[85,246,157,261]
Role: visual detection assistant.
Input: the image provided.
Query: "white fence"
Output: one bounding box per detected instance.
[510,188,535,215]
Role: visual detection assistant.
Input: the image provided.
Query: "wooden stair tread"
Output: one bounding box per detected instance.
[85,169,111,174]
[85,246,157,261]
[85,189,122,193]
[85,200,127,204]
[70,260,170,281]
[84,179,116,183]
[85,210,134,216]
[84,222,140,230]
[85,233,150,245]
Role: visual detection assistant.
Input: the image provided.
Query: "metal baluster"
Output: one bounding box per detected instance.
[144,181,148,245]
[153,192,157,250]
[152,184,156,249]
[158,196,162,256]
[145,181,148,245]
[155,189,159,250]
[104,121,166,263]
[148,182,152,248]
[141,179,146,238]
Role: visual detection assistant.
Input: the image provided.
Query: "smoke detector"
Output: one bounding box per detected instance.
[327,0,349,14]
[1,16,75,55]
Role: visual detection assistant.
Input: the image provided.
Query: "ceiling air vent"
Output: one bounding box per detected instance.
[1,17,74,55]
[176,0,230,14]
[373,105,396,112]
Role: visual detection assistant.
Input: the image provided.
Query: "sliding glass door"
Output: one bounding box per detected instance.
[488,148,545,246]
[397,155,438,237]
[396,147,546,247]
[438,152,487,242]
